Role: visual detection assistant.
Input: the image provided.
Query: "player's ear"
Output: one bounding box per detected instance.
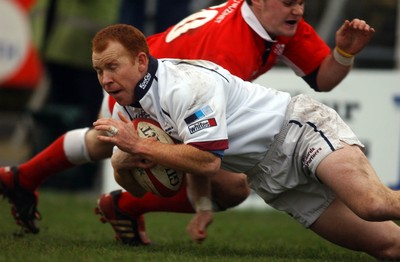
[251,0,262,8]
[137,52,149,72]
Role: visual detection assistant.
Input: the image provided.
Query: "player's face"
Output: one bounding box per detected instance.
[92,41,147,106]
[255,0,304,38]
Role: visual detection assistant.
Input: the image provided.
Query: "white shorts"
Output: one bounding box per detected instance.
[245,94,364,227]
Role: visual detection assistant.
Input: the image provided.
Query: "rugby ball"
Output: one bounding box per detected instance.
[130,118,184,197]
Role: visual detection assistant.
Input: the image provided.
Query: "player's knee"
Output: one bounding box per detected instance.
[234,174,251,199]
[212,174,250,209]
[227,173,250,199]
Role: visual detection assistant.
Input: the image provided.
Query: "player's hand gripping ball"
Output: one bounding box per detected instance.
[130,118,184,197]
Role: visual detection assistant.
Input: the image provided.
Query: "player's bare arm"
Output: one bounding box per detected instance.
[93,112,221,176]
[315,19,375,91]
[186,173,214,244]
[111,147,155,170]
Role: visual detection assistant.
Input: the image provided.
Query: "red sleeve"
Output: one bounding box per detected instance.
[281,19,331,75]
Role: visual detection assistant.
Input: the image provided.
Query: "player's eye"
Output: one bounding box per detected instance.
[94,68,103,76]
[107,64,117,71]
[281,0,304,7]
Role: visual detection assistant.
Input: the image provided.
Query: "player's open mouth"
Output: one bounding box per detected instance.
[108,90,121,95]
[286,20,297,25]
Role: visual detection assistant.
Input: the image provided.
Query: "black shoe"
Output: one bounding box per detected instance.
[0,166,41,234]
[95,189,151,245]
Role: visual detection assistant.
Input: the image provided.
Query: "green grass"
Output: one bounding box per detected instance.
[0,191,373,262]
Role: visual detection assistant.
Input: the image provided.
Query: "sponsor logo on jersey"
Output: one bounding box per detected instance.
[184,105,213,124]
[215,0,241,23]
[131,109,151,119]
[188,118,217,134]
[302,147,322,168]
[273,44,285,56]
[139,72,151,89]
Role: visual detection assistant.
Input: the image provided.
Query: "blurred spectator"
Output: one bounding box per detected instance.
[28,0,121,190]
[30,0,121,126]
[191,0,226,12]
[119,0,190,35]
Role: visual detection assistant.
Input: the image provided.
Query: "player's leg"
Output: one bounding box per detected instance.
[310,198,400,260]
[1,128,112,191]
[0,128,113,233]
[116,169,249,214]
[314,143,400,259]
[1,94,115,233]
[1,129,87,191]
[96,169,250,244]
[316,143,400,221]
[110,168,249,215]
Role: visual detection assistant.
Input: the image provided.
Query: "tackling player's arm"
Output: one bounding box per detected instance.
[313,54,352,91]
[315,19,375,91]
[186,172,213,244]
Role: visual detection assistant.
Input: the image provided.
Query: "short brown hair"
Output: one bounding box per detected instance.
[92,24,150,59]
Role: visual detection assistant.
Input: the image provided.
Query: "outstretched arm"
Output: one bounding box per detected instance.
[317,19,375,91]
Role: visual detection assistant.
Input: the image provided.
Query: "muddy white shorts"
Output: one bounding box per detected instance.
[245,94,364,227]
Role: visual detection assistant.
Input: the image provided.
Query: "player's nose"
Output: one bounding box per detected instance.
[101,71,113,85]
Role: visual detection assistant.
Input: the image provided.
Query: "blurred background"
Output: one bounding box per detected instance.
[0,0,399,194]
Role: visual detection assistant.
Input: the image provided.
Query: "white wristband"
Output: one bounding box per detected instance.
[333,47,354,66]
[195,197,213,212]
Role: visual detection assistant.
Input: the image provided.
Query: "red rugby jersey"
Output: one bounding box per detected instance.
[147,0,330,82]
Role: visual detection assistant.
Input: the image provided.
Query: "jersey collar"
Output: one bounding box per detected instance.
[131,56,158,108]
[241,1,276,43]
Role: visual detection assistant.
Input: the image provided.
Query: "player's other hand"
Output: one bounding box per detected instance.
[336,18,375,55]
[187,211,213,244]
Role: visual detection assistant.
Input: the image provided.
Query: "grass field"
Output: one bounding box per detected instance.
[0,190,374,262]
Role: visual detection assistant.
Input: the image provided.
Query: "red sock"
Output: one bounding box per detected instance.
[18,134,75,191]
[118,184,194,217]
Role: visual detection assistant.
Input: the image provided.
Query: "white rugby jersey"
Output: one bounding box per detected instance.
[112,57,291,173]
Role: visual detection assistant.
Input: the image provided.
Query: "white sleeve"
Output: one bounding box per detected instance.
[111,104,127,120]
